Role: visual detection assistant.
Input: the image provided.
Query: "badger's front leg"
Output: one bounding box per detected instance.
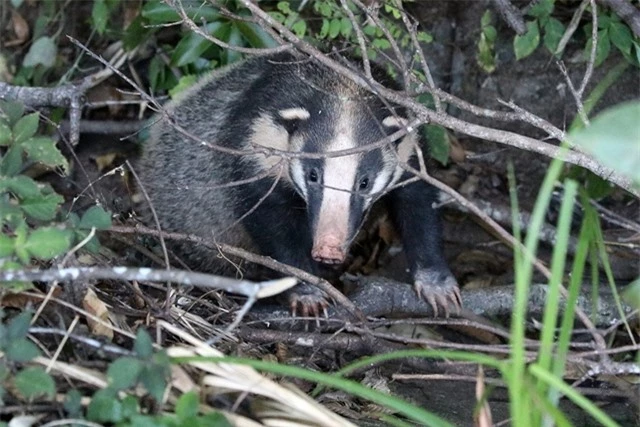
[243,193,330,318]
[388,177,462,317]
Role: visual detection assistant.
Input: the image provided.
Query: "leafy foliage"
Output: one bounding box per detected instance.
[0,310,56,404]
[0,101,112,289]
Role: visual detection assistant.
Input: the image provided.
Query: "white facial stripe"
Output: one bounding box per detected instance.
[370,168,392,196]
[314,110,359,249]
[279,107,310,121]
[290,160,307,199]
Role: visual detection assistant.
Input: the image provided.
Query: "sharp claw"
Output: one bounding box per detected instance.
[435,294,448,318]
[451,291,462,315]
[427,294,439,318]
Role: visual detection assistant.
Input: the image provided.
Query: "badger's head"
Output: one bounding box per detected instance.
[251,86,417,265]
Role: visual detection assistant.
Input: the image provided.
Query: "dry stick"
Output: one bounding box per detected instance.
[557,0,597,127]
[109,225,366,323]
[340,0,371,79]
[491,0,527,35]
[556,0,590,56]
[397,4,444,113]
[0,267,292,299]
[351,0,410,90]
[579,0,599,100]
[236,0,637,197]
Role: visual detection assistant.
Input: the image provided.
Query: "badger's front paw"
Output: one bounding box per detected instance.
[286,282,330,319]
[413,268,462,317]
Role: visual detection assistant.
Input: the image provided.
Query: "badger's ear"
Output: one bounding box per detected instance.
[278,107,310,134]
[382,116,410,145]
[382,115,409,130]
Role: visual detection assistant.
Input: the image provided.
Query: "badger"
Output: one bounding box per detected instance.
[137,52,461,317]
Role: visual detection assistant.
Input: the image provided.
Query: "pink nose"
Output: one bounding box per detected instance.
[312,238,346,264]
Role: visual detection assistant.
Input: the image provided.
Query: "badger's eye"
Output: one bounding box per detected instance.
[359,177,369,190]
[308,169,319,183]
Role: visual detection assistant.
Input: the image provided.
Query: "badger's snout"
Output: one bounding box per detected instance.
[311,235,347,264]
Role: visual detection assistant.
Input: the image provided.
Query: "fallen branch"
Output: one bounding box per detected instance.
[252,276,633,329]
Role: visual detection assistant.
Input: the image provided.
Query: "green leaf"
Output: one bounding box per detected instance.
[134,329,154,359]
[175,391,199,419]
[328,18,341,39]
[108,357,143,390]
[292,19,307,38]
[623,277,640,311]
[169,75,198,99]
[6,311,32,340]
[514,21,540,60]
[0,234,14,257]
[236,22,277,49]
[0,145,23,176]
[5,339,40,362]
[171,23,222,67]
[22,136,69,172]
[222,25,243,65]
[141,364,168,402]
[201,412,232,426]
[0,101,25,126]
[477,32,496,73]
[416,31,433,43]
[584,29,611,67]
[339,17,352,38]
[12,113,39,144]
[277,1,291,14]
[92,0,109,34]
[79,205,112,230]
[23,36,57,68]
[528,0,554,20]
[481,9,493,28]
[24,227,72,260]
[74,230,101,254]
[372,38,391,50]
[14,367,56,399]
[1,175,42,199]
[424,125,450,166]
[121,395,140,419]
[319,19,330,39]
[13,222,29,264]
[64,389,83,418]
[569,102,640,186]
[0,122,10,146]
[21,193,64,222]
[544,18,564,54]
[87,388,123,423]
[609,22,632,55]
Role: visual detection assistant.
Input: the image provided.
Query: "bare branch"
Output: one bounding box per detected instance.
[0,266,296,300]
[491,0,527,35]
